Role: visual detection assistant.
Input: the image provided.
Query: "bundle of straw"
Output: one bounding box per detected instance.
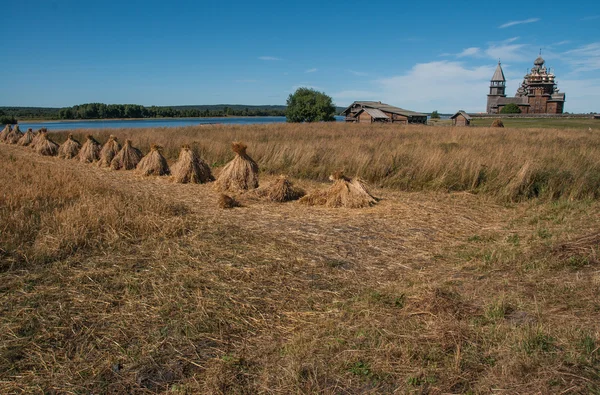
[5,125,22,144]
[214,142,259,192]
[78,135,102,163]
[110,139,143,170]
[255,176,305,202]
[171,145,214,184]
[300,172,377,208]
[58,134,81,159]
[136,144,170,176]
[97,135,121,167]
[35,132,60,156]
[17,128,35,146]
[0,124,11,142]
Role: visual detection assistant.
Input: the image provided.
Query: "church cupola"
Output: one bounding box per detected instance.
[489,61,506,96]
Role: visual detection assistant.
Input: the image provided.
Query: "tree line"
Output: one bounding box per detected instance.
[0,103,287,121]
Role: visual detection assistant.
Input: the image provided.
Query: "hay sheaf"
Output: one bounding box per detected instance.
[17,129,35,146]
[58,134,82,159]
[29,129,46,150]
[300,172,377,208]
[0,124,11,142]
[218,194,240,209]
[215,142,259,192]
[491,119,504,128]
[5,125,23,144]
[78,135,102,163]
[35,133,59,156]
[97,135,121,167]
[111,139,143,170]
[255,176,305,202]
[171,145,214,184]
[137,145,170,176]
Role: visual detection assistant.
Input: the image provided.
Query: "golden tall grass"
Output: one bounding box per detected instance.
[50,123,600,202]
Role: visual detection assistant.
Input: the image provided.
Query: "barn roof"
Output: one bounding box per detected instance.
[342,101,426,117]
[450,110,472,120]
[359,108,389,119]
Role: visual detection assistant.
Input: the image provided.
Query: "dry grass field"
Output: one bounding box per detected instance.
[1,123,600,394]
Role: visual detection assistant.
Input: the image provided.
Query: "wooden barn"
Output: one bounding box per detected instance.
[451,111,472,126]
[342,101,427,124]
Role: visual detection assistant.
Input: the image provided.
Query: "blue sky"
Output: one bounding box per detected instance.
[2,0,599,113]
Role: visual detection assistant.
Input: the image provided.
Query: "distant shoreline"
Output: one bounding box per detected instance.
[17,115,287,123]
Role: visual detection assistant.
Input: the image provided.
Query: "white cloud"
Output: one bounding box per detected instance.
[373,61,496,113]
[305,68,318,73]
[485,42,528,62]
[563,42,600,72]
[499,18,540,29]
[258,56,282,61]
[457,47,480,57]
[451,38,526,61]
[235,79,257,83]
[348,70,369,76]
[581,15,600,21]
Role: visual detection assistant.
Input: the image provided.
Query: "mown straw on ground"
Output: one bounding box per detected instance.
[1,140,599,394]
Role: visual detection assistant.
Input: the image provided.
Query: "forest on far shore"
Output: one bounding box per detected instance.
[0,103,303,122]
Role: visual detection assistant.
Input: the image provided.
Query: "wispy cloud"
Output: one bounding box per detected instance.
[553,40,571,46]
[564,42,600,72]
[457,47,480,57]
[499,18,540,29]
[305,68,317,73]
[258,56,282,61]
[348,70,369,76]
[235,79,257,83]
[581,15,600,21]
[485,37,529,61]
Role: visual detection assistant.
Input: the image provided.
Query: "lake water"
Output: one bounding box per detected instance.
[18,116,345,131]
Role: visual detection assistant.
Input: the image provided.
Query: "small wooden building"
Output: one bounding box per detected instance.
[341,101,427,124]
[451,111,472,126]
[355,108,394,124]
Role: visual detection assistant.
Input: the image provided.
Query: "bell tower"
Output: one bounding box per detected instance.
[487,61,506,113]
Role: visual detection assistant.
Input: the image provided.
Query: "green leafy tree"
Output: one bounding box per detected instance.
[431,110,440,119]
[286,87,336,123]
[500,103,522,114]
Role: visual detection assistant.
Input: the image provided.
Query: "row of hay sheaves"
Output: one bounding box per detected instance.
[0,124,378,208]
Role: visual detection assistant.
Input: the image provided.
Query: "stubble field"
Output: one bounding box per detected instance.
[1,123,599,394]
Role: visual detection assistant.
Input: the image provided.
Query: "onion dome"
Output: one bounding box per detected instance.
[534,55,545,66]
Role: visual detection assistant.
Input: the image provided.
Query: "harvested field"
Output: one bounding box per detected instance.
[1,124,600,394]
